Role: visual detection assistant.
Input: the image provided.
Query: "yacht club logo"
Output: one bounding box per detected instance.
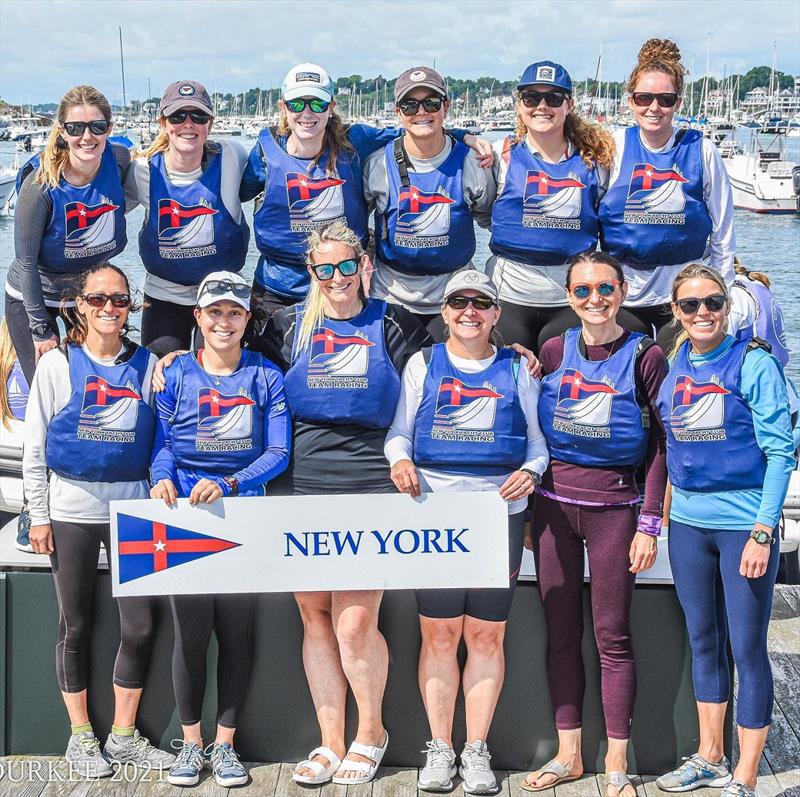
[395,186,454,248]
[669,375,730,441]
[77,375,141,442]
[196,388,256,451]
[157,198,218,259]
[623,162,688,225]
[553,369,619,439]
[523,169,586,229]
[308,328,373,389]
[64,197,119,258]
[286,172,346,232]
[431,377,503,442]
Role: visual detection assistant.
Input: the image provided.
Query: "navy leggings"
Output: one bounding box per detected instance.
[668,520,780,729]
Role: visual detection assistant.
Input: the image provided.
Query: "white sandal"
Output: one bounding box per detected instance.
[292,746,342,785]
[331,732,389,785]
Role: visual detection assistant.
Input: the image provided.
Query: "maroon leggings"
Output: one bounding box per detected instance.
[532,493,637,739]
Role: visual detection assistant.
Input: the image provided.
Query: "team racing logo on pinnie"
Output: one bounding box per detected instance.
[523,169,586,229]
[195,388,256,451]
[308,328,373,389]
[553,369,619,439]
[64,196,119,258]
[285,172,346,232]
[157,198,218,259]
[670,375,730,441]
[431,377,503,442]
[77,375,141,442]
[116,514,240,584]
[394,186,455,248]
[623,162,688,225]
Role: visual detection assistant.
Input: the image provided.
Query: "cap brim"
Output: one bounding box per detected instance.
[283,86,333,102]
[396,81,447,102]
[161,98,214,117]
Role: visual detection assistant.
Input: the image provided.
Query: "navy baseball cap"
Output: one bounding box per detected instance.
[518,61,572,93]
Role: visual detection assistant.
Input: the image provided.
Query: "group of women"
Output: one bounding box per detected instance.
[5,33,795,797]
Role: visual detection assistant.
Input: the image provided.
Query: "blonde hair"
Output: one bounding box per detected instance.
[513,102,615,170]
[137,115,217,160]
[627,38,687,96]
[0,318,20,431]
[277,103,354,173]
[36,85,113,189]
[734,258,771,288]
[296,221,366,352]
[668,263,729,357]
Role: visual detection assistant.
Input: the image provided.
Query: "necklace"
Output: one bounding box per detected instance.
[581,331,622,362]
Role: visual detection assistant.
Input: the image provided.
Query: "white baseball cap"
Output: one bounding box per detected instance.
[442,270,499,303]
[196,271,251,311]
[281,63,335,102]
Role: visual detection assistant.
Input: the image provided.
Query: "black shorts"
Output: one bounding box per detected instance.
[416,511,526,622]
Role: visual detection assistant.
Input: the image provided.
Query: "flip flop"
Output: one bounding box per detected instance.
[605,771,636,797]
[520,758,581,792]
[292,746,342,785]
[331,731,389,785]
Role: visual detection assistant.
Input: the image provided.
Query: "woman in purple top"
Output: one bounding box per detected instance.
[522,251,667,797]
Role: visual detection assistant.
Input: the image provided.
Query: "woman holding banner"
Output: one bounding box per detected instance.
[385,270,549,795]
[150,270,291,788]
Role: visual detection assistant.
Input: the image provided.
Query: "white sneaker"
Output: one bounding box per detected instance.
[459,740,498,795]
[418,738,457,792]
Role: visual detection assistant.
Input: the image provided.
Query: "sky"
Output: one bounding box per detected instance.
[1,0,799,106]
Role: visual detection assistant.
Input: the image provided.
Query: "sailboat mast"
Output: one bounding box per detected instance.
[118,27,127,111]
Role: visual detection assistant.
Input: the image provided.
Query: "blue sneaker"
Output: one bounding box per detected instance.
[167,741,206,786]
[15,509,33,553]
[656,754,732,792]
[209,742,248,787]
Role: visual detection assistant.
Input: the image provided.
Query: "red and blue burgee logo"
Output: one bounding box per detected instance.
[157,199,217,247]
[197,388,256,441]
[79,375,141,434]
[625,163,688,214]
[670,376,730,432]
[285,172,345,224]
[523,170,585,218]
[433,377,503,431]
[308,328,373,378]
[555,369,619,427]
[65,199,119,247]
[397,187,454,238]
[116,514,240,583]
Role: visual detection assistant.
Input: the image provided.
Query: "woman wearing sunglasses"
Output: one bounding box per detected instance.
[240,63,490,320]
[253,220,430,786]
[523,251,667,797]
[150,269,290,788]
[488,61,615,353]
[654,265,794,797]
[23,262,174,777]
[385,270,548,795]
[126,81,250,356]
[6,85,129,385]
[364,66,496,340]
[599,39,735,353]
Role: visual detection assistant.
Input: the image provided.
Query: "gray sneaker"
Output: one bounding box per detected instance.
[418,738,457,792]
[65,732,113,778]
[721,781,755,797]
[167,740,206,786]
[459,740,498,795]
[656,754,733,792]
[103,730,176,769]
[209,742,248,787]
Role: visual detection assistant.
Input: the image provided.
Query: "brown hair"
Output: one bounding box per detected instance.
[565,250,625,287]
[62,263,140,346]
[734,258,771,288]
[137,115,217,160]
[0,318,20,431]
[36,85,113,189]
[627,38,686,96]
[668,263,729,357]
[277,103,354,173]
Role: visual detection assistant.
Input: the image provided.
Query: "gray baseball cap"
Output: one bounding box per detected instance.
[160,80,214,117]
[395,66,447,102]
[442,270,499,303]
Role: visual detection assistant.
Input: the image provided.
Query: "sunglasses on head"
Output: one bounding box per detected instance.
[285,97,331,114]
[631,92,679,108]
[199,279,251,299]
[81,292,131,308]
[445,295,496,311]
[311,258,360,281]
[519,90,569,109]
[62,120,110,137]
[166,110,211,125]
[676,294,727,314]
[397,96,444,116]
[570,280,621,299]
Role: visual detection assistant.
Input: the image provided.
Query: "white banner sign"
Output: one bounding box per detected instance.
[110,492,509,597]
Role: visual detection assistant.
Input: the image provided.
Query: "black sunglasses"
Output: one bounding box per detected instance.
[311,258,360,281]
[166,110,212,125]
[199,279,251,299]
[81,292,131,308]
[445,295,496,311]
[676,294,727,314]
[631,92,679,108]
[397,96,444,116]
[285,98,331,114]
[519,91,569,109]
[62,120,110,137]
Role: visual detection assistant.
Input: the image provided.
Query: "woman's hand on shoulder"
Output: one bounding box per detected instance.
[34,335,58,364]
[499,469,536,502]
[463,134,494,168]
[151,350,185,392]
[188,478,224,506]
[508,343,542,378]
[740,525,773,579]
[629,531,658,573]
[391,459,421,497]
[29,523,54,555]
[150,479,178,506]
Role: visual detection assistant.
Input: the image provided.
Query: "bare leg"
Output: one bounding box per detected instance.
[523,728,583,789]
[112,685,142,728]
[605,738,635,797]
[462,616,506,741]
[214,725,235,745]
[733,726,769,789]
[697,701,727,763]
[181,722,202,745]
[62,690,90,727]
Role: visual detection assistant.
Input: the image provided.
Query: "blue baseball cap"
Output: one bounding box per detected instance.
[518,61,572,93]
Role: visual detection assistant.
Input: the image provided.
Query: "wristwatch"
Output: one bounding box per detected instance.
[222,476,239,496]
[30,321,52,339]
[749,529,775,545]
[520,468,542,486]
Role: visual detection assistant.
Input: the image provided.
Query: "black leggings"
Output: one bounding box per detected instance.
[250,283,296,323]
[410,311,447,343]
[169,593,256,728]
[141,295,198,357]
[49,519,159,693]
